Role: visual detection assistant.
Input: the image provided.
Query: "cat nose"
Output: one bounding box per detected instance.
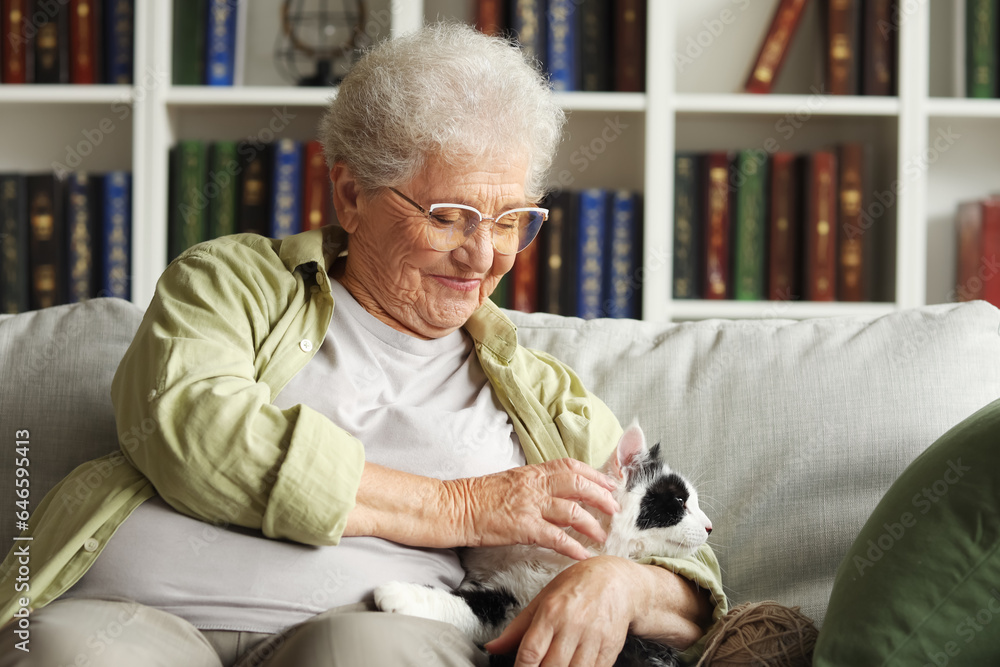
[705,525,713,535]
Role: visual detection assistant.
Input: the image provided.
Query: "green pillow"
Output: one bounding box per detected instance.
[814,397,1000,666]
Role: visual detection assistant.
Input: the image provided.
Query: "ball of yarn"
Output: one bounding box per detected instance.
[697,600,818,667]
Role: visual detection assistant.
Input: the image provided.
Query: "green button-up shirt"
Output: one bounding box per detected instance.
[0,227,726,646]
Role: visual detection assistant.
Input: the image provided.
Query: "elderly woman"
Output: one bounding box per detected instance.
[0,23,724,667]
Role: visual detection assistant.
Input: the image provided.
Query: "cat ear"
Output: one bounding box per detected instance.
[610,422,647,479]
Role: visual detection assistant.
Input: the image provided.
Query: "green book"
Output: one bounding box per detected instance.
[492,273,510,309]
[733,150,769,301]
[172,0,207,85]
[169,140,208,261]
[673,154,701,299]
[967,0,998,98]
[207,141,239,240]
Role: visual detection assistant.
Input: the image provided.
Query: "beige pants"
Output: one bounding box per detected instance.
[0,598,490,667]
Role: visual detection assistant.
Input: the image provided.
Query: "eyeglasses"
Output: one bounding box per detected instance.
[387,187,547,256]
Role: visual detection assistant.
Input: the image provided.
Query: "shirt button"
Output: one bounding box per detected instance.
[299,339,313,353]
[83,538,100,552]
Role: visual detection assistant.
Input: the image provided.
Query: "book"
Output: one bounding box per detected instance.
[673,154,701,299]
[104,0,134,84]
[966,0,998,98]
[270,139,302,239]
[614,0,646,92]
[101,171,131,300]
[539,189,577,316]
[733,150,769,301]
[207,141,239,239]
[605,189,641,318]
[205,0,238,86]
[768,152,801,301]
[34,1,69,83]
[26,174,66,310]
[744,0,808,94]
[703,153,731,300]
[475,0,505,36]
[173,0,207,85]
[804,150,838,301]
[579,0,612,91]
[491,273,510,309]
[169,140,208,261]
[837,142,868,301]
[547,0,578,92]
[66,171,97,303]
[301,140,331,232]
[69,0,99,84]
[511,236,539,313]
[0,175,28,313]
[577,188,607,318]
[825,0,861,95]
[980,199,1000,306]
[2,0,30,83]
[955,201,984,301]
[509,0,546,69]
[237,141,271,235]
[862,0,896,96]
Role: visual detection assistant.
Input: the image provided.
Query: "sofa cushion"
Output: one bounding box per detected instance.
[507,302,1000,625]
[0,298,143,547]
[813,396,1000,665]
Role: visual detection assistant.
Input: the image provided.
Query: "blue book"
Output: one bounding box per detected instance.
[102,172,132,300]
[576,188,607,319]
[270,139,302,239]
[66,172,96,304]
[104,0,135,84]
[205,0,238,86]
[547,0,578,91]
[510,0,546,70]
[604,190,641,319]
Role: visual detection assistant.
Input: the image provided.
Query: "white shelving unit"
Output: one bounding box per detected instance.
[0,0,995,321]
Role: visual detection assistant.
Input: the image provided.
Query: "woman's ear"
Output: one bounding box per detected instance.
[331,162,361,234]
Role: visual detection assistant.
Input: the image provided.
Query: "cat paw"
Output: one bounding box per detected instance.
[373,581,437,618]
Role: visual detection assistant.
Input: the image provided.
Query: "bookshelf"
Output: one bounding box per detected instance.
[1,0,996,322]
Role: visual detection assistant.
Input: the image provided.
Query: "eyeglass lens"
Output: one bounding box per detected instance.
[427,207,544,255]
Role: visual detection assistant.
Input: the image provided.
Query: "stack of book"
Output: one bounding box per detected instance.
[172,0,245,86]
[955,197,1000,306]
[673,145,879,303]
[0,0,134,84]
[0,171,132,313]
[168,138,333,261]
[966,0,999,98]
[475,0,646,92]
[744,0,897,96]
[494,187,642,319]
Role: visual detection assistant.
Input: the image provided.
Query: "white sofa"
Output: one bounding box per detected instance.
[1,297,999,631]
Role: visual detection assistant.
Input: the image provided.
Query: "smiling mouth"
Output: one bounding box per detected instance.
[432,275,482,292]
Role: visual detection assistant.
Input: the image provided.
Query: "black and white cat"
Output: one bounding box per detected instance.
[374,424,713,667]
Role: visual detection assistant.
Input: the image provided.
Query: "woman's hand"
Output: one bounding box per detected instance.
[483,556,711,667]
[443,458,620,561]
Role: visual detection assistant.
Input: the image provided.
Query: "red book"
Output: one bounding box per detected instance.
[69,0,98,83]
[982,200,1000,307]
[475,0,504,36]
[301,140,331,232]
[804,151,838,301]
[745,0,808,94]
[511,240,539,313]
[837,143,866,301]
[614,0,646,92]
[768,152,801,301]
[826,0,861,95]
[703,153,731,300]
[2,0,29,83]
[956,201,984,302]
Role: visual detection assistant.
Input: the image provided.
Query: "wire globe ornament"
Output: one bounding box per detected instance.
[274,0,369,86]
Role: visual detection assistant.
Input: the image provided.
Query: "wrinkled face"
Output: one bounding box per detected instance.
[335,155,530,339]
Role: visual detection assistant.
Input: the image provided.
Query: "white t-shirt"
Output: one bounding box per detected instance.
[62,280,526,632]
